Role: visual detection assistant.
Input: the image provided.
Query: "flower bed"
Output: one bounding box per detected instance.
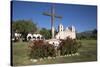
[28,38,81,59]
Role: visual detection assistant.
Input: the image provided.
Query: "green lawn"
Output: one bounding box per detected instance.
[12,40,97,66]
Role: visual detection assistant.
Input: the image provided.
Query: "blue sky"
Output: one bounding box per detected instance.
[12,1,97,32]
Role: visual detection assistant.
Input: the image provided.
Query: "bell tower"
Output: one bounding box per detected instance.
[58,24,63,32]
[71,25,75,32]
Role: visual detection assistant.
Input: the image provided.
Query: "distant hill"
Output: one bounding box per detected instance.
[76,29,97,40]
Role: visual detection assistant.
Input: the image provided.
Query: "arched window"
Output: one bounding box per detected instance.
[28,36,31,40]
[33,36,36,39]
[37,36,40,40]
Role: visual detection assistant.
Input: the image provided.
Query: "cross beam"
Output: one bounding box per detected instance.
[43,12,62,19]
[43,5,62,39]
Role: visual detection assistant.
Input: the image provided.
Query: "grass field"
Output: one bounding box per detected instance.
[12,40,97,66]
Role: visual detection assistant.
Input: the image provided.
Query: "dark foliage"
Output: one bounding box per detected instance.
[28,38,81,59]
[28,40,56,59]
[59,37,81,55]
[12,20,37,33]
[39,28,51,39]
[12,20,37,42]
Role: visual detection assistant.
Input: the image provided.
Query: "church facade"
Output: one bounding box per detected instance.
[55,24,76,40]
[26,24,76,42]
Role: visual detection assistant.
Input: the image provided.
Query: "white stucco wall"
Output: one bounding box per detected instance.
[27,33,43,41]
[55,25,76,40]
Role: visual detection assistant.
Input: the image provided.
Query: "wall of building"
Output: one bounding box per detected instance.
[55,24,76,40]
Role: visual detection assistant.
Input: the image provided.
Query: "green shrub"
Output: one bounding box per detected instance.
[59,37,81,55]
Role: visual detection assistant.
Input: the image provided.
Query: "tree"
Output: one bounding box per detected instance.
[12,20,37,33]
[12,20,37,41]
[39,28,51,39]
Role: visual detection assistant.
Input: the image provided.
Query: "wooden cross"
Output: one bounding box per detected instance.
[43,4,62,39]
